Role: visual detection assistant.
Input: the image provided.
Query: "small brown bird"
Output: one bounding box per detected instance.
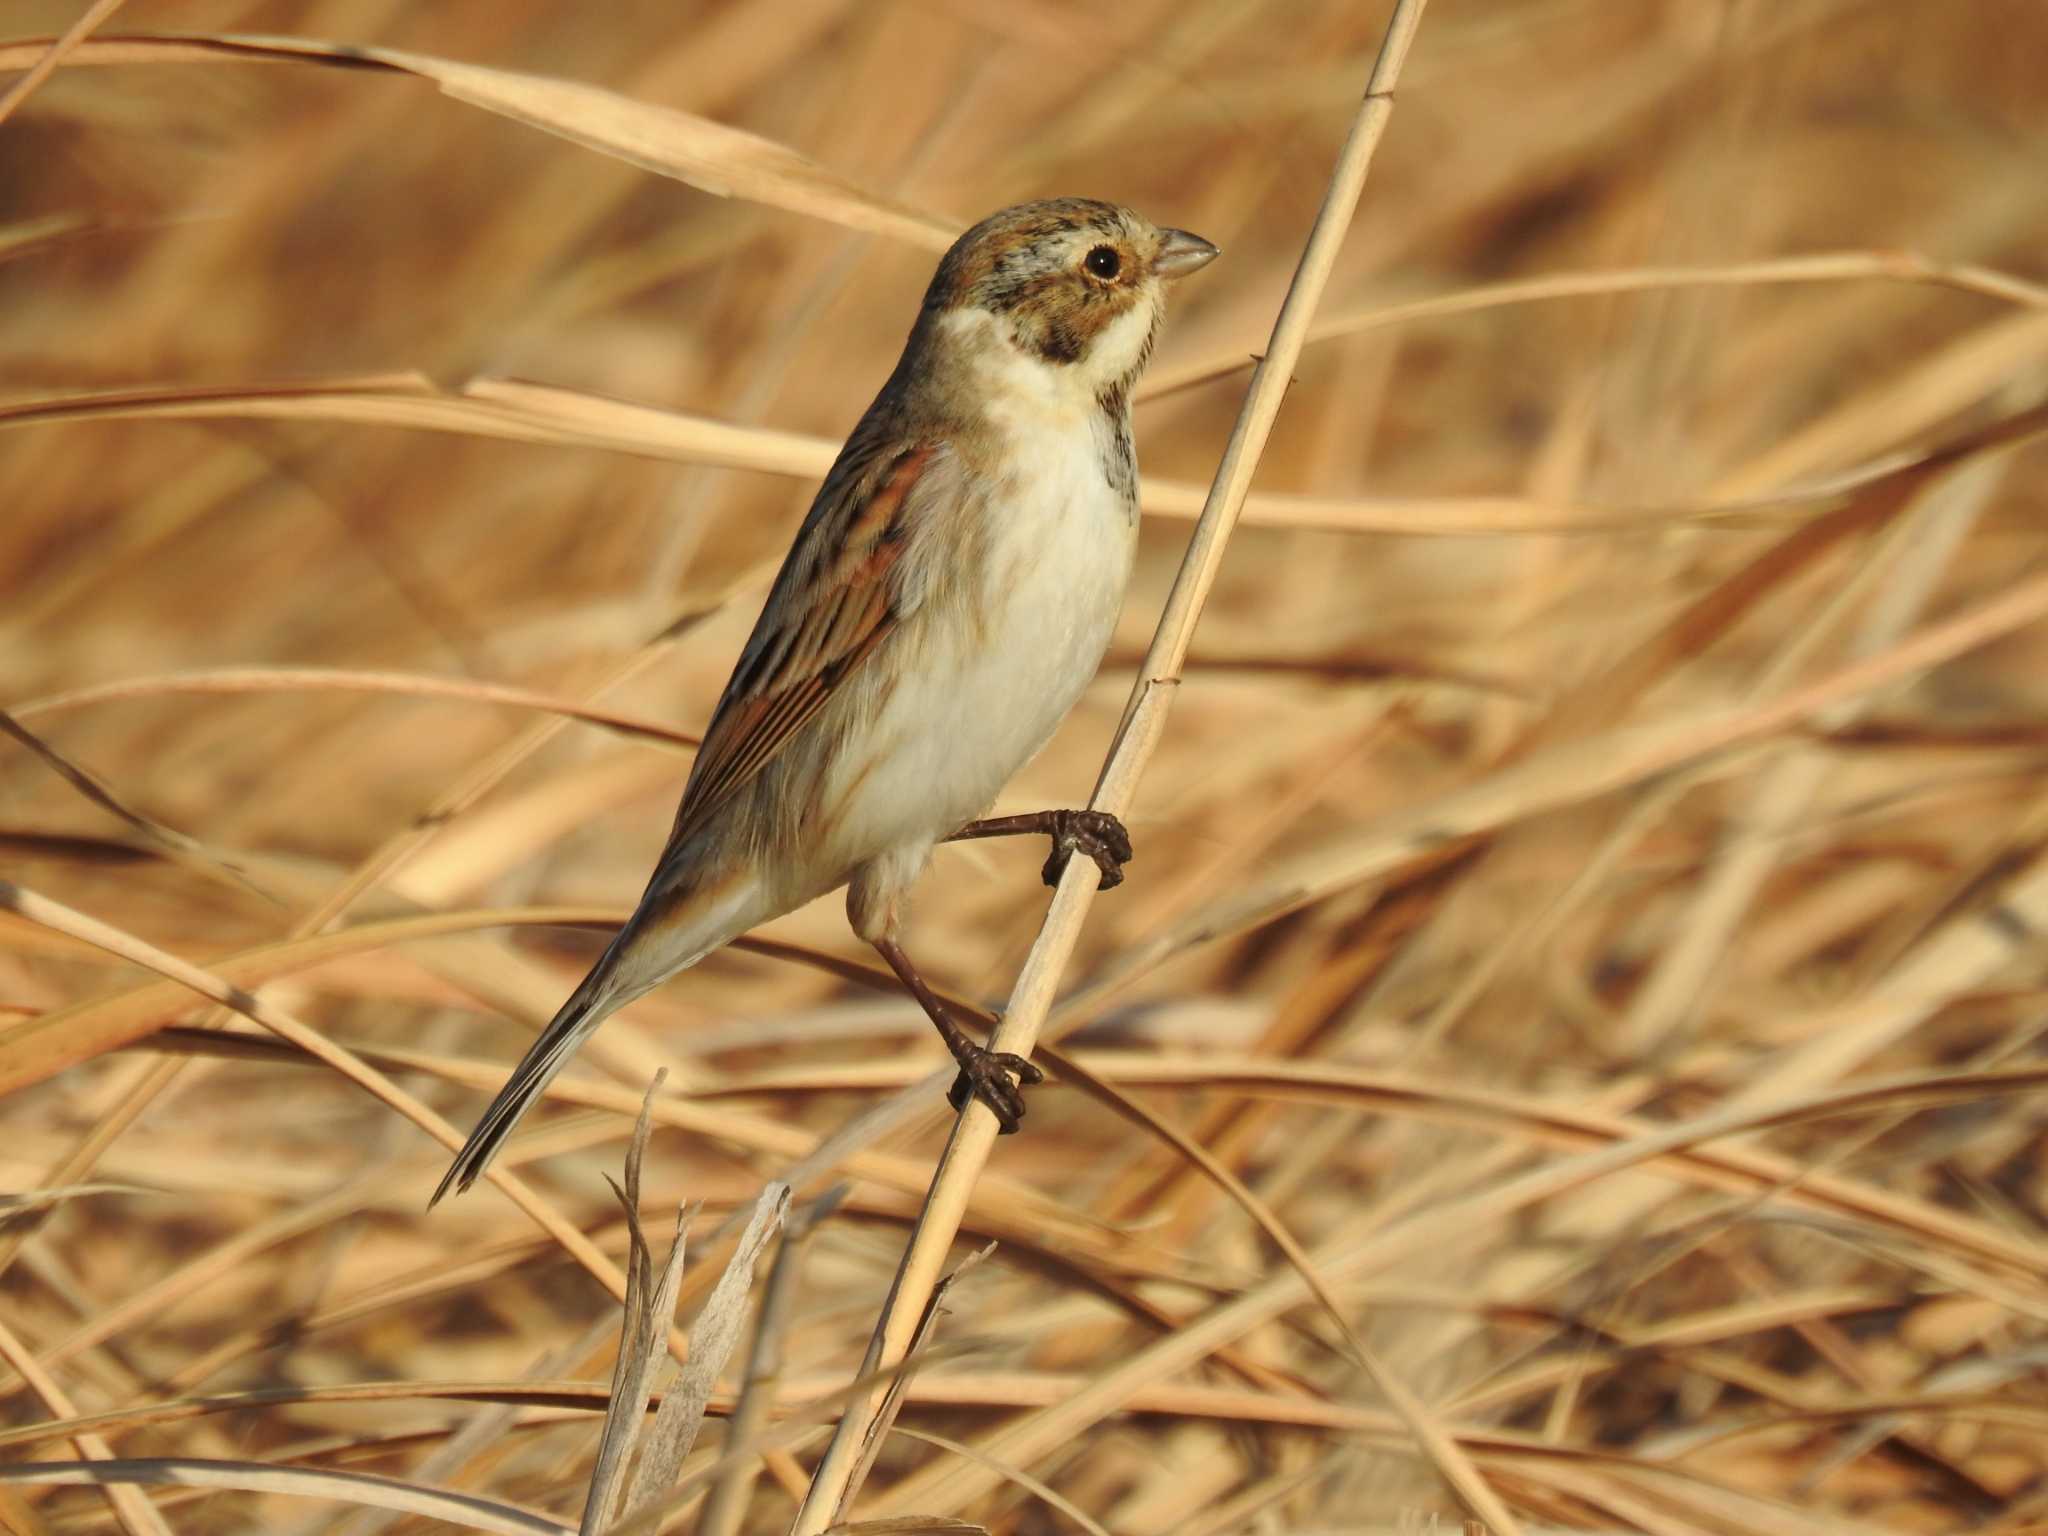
[435,198,1217,1202]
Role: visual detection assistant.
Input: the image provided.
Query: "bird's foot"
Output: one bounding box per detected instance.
[1039,809,1134,890]
[946,1045,1045,1132]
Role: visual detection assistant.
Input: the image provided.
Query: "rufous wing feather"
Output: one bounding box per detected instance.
[665,441,937,848]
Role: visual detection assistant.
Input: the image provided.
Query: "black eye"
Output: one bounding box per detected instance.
[1084,245,1121,280]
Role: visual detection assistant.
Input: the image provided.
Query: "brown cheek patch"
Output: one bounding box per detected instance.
[1007,273,1137,366]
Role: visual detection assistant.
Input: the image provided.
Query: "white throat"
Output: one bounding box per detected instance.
[941,300,1158,424]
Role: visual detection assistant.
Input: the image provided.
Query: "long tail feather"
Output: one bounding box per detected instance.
[430,926,645,1205]
[431,867,760,1204]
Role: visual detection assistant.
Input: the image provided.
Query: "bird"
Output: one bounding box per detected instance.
[433,198,1217,1203]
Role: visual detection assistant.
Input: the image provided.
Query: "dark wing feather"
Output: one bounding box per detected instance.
[664,438,937,848]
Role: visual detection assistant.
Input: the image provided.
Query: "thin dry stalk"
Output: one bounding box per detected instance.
[15,371,1996,534]
[790,2,1458,1529]
[840,1247,994,1510]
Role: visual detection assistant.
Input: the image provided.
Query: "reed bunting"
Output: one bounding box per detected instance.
[435,198,1217,1202]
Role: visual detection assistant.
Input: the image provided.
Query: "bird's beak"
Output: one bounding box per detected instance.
[1153,228,1219,279]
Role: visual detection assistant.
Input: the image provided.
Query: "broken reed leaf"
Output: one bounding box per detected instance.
[581,1076,679,1535]
[696,1186,848,1536]
[616,1182,791,1523]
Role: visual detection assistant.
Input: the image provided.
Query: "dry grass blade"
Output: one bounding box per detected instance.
[13,667,700,751]
[0,0,125,127]
[0,708,266,900]
[581,1078,690,1535]
[1035,1042,1515,1528]
[1032,1045,1364,1330]
[1616,430,2006,1060]
[0,1458,571,1536]
[0,1314,169,1536]
[1091,556,2048,994]
[0,375,841,480]
[0,1183,149,1218]
[884,1428,1105,1536]
[1,33,958,249]
[0,373,1925,536]
[1137,249,2048,400]
[820,1521,984,1535]
[615,1180,790,1528]
[0,1365,1781,1457]
[0,904,627,1097]
[0,881,638,1308]
[792,3,1473,1530]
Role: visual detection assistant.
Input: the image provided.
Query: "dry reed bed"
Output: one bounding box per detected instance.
[2,2,2046,1532]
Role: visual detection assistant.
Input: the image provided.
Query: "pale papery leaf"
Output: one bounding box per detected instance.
[0,33,960,250]
[616,1181,790,1524]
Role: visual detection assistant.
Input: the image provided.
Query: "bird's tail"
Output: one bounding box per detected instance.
[431,874,755,1204]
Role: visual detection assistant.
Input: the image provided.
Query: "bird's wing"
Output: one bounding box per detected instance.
[665,437,941,848]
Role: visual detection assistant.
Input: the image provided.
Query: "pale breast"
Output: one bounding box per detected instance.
[810,412,1137,873]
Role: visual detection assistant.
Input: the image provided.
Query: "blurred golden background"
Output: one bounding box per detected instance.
[4,1,2048,1531]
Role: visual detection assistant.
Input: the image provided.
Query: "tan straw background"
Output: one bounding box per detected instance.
[3,2,2047,1531]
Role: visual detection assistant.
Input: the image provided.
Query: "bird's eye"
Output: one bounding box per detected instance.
[1083,245,1121,280]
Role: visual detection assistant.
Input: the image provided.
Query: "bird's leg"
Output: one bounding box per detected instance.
[946,809,1134,890]
[872,935,1043,1132]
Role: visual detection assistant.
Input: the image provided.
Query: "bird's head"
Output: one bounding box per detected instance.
[921,198,1218,408]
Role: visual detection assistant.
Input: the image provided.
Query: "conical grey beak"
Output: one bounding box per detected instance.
[1154,228,1219,279]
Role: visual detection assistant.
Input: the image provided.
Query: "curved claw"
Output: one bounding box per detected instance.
[947,1047,1045,1133]
[1041,809,1135,891]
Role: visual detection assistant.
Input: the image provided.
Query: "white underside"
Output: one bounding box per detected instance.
[840,456,1130,854]
[808,402,1137,918]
